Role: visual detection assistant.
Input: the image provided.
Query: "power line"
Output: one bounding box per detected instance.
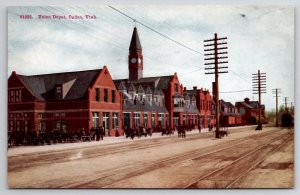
[108,5,204,55]
[179,68,204,76]
[229,68,252,84]
[219,89,252,93]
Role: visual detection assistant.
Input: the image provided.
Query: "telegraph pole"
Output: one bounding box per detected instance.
[252,70,266,130]
[284,97,289,112]
[204,33,228,138]
[272,88,281,127]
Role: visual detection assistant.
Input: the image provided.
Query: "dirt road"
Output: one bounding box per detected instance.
[8,126,294,189]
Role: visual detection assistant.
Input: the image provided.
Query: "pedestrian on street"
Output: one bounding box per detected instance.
[99,126,104,140]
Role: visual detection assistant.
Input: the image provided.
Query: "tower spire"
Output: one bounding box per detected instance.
[129,27,142,52]
[128,27,143,81]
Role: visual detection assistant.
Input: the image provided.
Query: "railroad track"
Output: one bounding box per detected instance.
[184,131,293,188]
[53,128,292,188]
[8,126,256,172]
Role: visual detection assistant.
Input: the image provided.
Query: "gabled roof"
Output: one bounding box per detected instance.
[137,85,145,93]
[235,100,265,109]
[118,81,127,91]
[129,27,142,52]
[16,69,102,101]
[128,83,137,92]
[145,86,152,94]
[235,102,253,109]
[114,75,173,91]
[138,75,173,89]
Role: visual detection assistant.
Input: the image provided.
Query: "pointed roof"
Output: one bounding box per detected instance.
[129,27,142,52]
[118,81,127,91]
[145,86,152,94]
[137,85,145,93]
[128,83,136,92]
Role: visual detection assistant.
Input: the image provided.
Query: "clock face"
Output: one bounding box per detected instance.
[138,58,142,63]
[131,58,137,63]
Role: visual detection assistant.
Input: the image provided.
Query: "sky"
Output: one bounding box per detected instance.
[7,6,294,111]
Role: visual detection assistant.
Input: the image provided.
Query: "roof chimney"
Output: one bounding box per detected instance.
[244,97,250,103]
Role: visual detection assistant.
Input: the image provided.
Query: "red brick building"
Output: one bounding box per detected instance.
[235,97,265,125]
[185,87,214,128]
[8,26,216,141]
[220,99,242,127]
[8,66,123,137]
[114,27,215,130]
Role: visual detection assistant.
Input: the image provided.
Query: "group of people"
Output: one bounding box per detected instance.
[94,126,105,141]
[124,126,153,140]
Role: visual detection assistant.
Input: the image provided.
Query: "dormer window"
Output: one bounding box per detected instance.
[56,85,62,100]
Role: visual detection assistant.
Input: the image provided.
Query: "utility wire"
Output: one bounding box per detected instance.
[108,5,204,55]
[219,89,252,93]
[179,68,204,76]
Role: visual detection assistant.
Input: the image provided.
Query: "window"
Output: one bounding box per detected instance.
[56,86,62,93]
[96,88,100,102]
[24,120,28,133]
[134,112,141,127]
[151,113,156,128]
[61,121,66,133]
[9,121,14,132]
[92,112,100,128]
[9,90,14,103]
[144,113,148,128]
[19,90,22,102]
[173,117,179,126]
[15,90,19,102]
[55,121,60,130]
[103,112,110,131]
[158,113,164,128]
[240,108,246,115]
[147,95,151,102]
[166,113,169,126]
[112,90,116,103]
[38,121,45,133]
[56,85,62,100]
[104,89,108,102]
[174,84,179,92]
[16,121,20,131]
[112,113,119,129]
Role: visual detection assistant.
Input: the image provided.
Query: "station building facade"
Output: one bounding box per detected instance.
[114,27,214,130]
[8,66,123,137]
[7,27,216,137]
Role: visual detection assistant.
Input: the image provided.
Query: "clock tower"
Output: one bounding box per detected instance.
[129,27,143,81]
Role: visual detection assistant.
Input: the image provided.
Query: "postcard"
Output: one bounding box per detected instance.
[7,5,294,189]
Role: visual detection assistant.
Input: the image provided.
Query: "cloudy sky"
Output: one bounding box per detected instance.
[8,6,294,111]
